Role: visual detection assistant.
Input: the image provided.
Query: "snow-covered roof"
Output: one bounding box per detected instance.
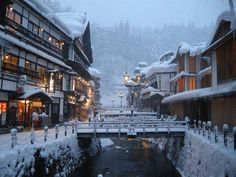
[19,88,53,101]
[141,86,159,95]
[139,61,148,67]
[149,91,165,97]
[134,66,142,73]
[24,0,71,37]
[159,50,174,61]
[208,10,235,46]
[0,31,71,70]
[170,71,195,83]
[89,67,101,78]
[56,12,88,38]
[162,80,236,104]
[178,42,206,56]
[141,63,176,78]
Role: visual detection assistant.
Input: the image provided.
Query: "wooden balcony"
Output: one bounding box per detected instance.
[2,62,40,80]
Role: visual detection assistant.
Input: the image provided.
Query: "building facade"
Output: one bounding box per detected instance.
[0,0,93,128]
[163,9,236,130]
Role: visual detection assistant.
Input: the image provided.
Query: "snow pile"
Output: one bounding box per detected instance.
[0,145,36,177]
[177,131,236,177]
[100,138,114,148]
[40,135,81,176]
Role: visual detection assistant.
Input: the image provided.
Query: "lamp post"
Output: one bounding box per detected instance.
[118,92,125,109]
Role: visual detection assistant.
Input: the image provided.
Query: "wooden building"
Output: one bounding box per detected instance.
[0,0,93,127]
[163,10,236,129]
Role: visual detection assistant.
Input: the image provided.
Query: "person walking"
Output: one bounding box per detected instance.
[32,110,39,128]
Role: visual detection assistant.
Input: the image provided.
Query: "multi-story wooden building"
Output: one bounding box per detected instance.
[139,51,176,113]
[163,9,236,130]
[0,0,93,127]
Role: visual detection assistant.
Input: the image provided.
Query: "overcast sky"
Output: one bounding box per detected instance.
[57,0,229,27]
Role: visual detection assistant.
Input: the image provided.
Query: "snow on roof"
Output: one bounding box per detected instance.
[0,31,71,70]
[139,61,148,67]
[170,71,195,83]
[141,63,176,78]
[56,12,88,38]
[24,0,71,37]
[149,91,165,97]
[162,80,236,104]
[159,50,174,60]
[89,67,101,78]
[19,88,53,101]
[207,10,235,46]
[141,86,159,95]
[178,42,206,56]
[134,66,142,73]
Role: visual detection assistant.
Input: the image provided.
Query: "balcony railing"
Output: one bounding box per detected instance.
[2,62,40,80]
[5,18,63,57]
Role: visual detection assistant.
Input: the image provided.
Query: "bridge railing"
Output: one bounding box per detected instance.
[76,120,188,136]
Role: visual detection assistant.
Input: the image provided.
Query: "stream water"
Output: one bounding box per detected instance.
[70,138,181,177]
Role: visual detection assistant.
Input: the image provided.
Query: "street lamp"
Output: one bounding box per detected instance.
[118,92,125,109]
[123,72,129,83]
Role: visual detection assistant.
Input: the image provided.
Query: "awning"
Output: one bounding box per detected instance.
[19,88,54,102]
[78,95,86,102]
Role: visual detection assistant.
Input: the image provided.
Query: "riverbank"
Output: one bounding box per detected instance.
[0,134,100,177]
[165,131,236,177]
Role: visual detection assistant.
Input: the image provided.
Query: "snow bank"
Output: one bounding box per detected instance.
[177,131,236,177]
[100,138,114,148]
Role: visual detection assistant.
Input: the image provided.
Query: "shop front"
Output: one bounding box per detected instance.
[18,88,53,127]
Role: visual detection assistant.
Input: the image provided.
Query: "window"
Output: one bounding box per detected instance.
[6,7,22,25]
[37,65,48,84]
[189,77,196,90]
[178,56,184,72]
[217,39,236,83]
[25,60,35,71]
[178,78,185,93]
[3,54,18,65]
[189,57,196,73]
[2,54,19,74]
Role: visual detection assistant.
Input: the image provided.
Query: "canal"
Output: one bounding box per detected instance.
[70,138,181,177]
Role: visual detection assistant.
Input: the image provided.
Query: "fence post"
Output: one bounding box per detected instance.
[31,128,35,144]
[198,120,202,134]
[185,116,190,130]
[202,122,206,136]
[233,127,236,150]
[193,119,197,133]
[214,126,218,143]
[72,122,75,134]
[10,128,17,148]
[94,116,97,138]
[223,124,229,147]
[64,122,68,136]
[55,124,59,139]
[207,121,212,139]
[44,126,48,142]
